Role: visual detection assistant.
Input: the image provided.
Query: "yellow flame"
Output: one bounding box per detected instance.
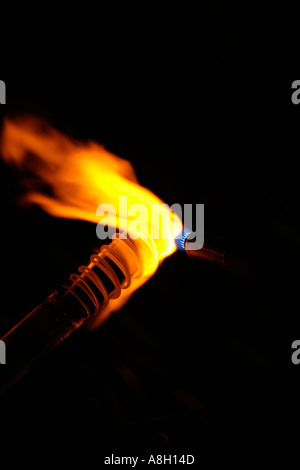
[0,116,182,319]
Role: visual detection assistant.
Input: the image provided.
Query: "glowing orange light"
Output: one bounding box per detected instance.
[1,116,182,322]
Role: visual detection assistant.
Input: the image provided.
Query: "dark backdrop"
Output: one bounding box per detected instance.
[0,5,300,464]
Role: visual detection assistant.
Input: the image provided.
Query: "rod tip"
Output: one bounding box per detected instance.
[175,230,192,251]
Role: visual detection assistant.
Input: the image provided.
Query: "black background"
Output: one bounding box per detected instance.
[0,4,300,465]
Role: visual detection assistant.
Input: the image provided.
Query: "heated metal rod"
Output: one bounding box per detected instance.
[184,233,256,278]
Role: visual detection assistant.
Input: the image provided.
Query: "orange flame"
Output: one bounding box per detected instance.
[0,116,182,321]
